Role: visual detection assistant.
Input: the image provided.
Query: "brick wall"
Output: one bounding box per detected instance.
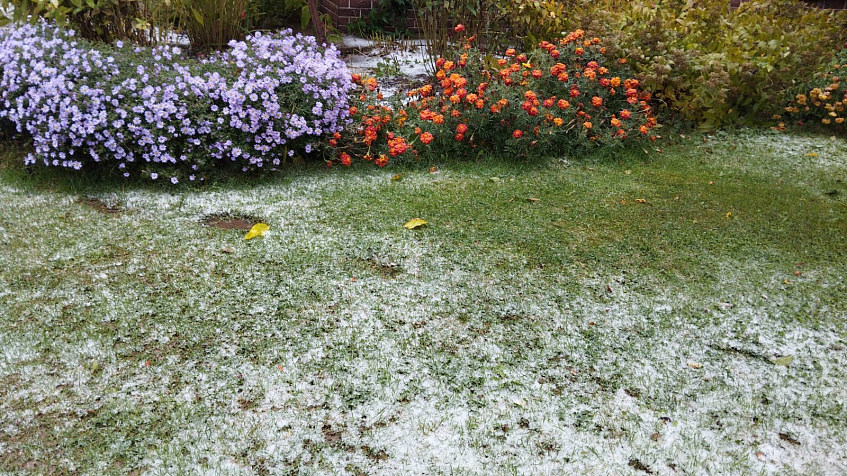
[318,0,419,31]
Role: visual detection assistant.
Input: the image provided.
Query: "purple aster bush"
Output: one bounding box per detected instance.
[0,22,354,181]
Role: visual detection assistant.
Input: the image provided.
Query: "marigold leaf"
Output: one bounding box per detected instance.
[404,218,427,229]
[244,223,269,240]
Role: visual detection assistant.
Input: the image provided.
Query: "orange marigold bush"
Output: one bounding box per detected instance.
[326,29,658,167]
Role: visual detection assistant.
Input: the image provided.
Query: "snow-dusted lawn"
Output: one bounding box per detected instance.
[1,131,846,475]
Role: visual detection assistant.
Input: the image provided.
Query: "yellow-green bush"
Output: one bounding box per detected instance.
[782,47,847,133]
[496,0,846,129]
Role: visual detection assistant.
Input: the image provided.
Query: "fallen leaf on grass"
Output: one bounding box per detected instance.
[244,223,269,240]
[756,451,766,461]
[490,176,501,183]
[528,197,540,202]
[805,152,818,157]
[221,246,235,253]
[687,361,703,369]
[635,198,648,204]
[391,173,404,181]
[403,218,427,229]
[725,212,732,219]
[772,355,794,367]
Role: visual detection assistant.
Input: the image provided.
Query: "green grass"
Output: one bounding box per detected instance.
[1,130,846,475]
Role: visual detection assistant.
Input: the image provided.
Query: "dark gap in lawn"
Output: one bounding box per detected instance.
[79,197,122,214]
[201,213,265,231]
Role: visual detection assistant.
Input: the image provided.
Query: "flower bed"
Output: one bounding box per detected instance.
[329,28,658,167]
[0,22,353,182]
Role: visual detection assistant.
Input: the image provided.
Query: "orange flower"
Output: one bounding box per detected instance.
[376,154,388,167]
[610,77,621,87]
[475,99,485,109]
[583,122,592,129]
[557,99,570,109]
[620,109,631,120]
[532,69,543,79]
[454,24,465,33]
[420,131,434,144]
[513,129,523,138]
[456,123,468,134]
[505,48,516,57]
[575,47,585,56]
[591,96,603,107]
[340,152,352,166]
[351,73,361,83]
[553,117,563,126]
[348,106,358,115]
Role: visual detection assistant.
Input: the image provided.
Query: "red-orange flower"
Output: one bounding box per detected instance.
[513,129,523,138]
[340,152,352,166]
[420,132,434,144]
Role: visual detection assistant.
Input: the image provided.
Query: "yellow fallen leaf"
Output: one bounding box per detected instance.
[725,212,732,219]
[404,218,427,229]
[391,173,404,181]
[635,198,647,204]
[805,152,818,157]
[244,223,269,240]
[528,197,540,202]
[687,361,703,369]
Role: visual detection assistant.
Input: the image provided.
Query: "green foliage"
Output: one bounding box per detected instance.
[255,0,307,29]
[413,0,506,72]
[182,0,256,49]
[347,0,412,37]
[554,0,847,129]
[0,0,173,44]
[0,0,258,48]
[782,45,847,134]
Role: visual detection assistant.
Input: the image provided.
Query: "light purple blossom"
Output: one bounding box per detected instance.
[0,22,354,182]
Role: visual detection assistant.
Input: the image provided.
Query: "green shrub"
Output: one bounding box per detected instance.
[553,0,847,129]
[486,0,846,129]
[182,0,256,49]
[0,0,173,44]
[781,45,847,133]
